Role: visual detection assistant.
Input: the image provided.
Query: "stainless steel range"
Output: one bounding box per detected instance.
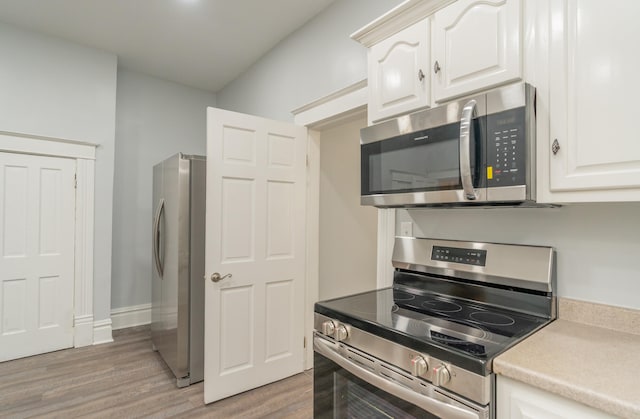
[313,237,555,419]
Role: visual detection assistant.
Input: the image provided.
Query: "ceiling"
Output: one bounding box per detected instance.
[0,0,336,92]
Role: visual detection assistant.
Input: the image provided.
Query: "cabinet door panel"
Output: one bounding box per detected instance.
[497,376,616,419]
[548,0,640,198]
[434,0,521,102]
[368,18,430,123]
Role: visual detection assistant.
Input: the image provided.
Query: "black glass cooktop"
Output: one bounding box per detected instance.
[315,284,550,375]
[391,287,544,338]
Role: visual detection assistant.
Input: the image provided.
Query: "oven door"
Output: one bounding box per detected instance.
[313,336,488,419]
[360,96,487,208]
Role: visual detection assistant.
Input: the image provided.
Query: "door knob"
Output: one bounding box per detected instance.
[210,272,232,282]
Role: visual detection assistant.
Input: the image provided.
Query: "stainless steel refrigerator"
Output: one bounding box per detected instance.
[151,153,205,387]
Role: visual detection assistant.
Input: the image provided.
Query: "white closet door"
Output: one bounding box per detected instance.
[0,152,76,362]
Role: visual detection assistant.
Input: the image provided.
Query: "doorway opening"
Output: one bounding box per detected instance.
[317,115,377,301]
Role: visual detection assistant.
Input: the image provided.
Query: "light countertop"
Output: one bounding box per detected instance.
[494,298,640,418]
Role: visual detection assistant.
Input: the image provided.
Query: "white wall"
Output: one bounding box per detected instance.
[112,69,216,310]
[319,115,378,300]
[0,22,117,322]
[397,204,640,310]
[216,0,404,121]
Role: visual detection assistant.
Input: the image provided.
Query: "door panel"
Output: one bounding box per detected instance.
[548,0,640,196]
[2,278,27,334]
[3,165,28,257]
[368,18,431,123]
[204,108,307,403]
[0,152,75,362]
[264,279,294,361]
[434,0,521,102]
[38,275,60,328]
[39,168,64,254]
[266,181,294,258]
[219,285,254,374]
[221,177,255,262]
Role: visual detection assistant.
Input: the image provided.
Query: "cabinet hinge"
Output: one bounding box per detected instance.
[304,336,307,348]
[306,154,309,167]
[74,174,77,189]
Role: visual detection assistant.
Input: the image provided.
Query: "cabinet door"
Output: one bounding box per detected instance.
[433,0,521,103]
[368,18,430,123]
[497,376,616,419]
[547,0,640,201]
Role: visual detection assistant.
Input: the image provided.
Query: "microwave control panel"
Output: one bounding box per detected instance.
[486,107,527,187]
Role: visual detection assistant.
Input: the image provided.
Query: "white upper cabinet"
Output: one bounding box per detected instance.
[433,0,522,103]
[368,18,431,123]
[542,0,640,202]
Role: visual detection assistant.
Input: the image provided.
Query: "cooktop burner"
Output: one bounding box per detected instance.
[469,311,515,326]
[421,298,462,313]
[392,291,415,301]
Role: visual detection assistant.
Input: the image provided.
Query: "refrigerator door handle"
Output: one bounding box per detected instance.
[153,198,165,278]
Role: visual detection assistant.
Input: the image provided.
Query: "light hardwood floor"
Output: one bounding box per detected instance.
[0,326,313,418]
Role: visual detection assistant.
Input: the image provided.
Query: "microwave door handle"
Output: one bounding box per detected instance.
[314,337,480,419]
[459,99,478,200]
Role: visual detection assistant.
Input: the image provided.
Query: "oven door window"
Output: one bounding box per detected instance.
[314,352,437,419]
[361,119,484,196]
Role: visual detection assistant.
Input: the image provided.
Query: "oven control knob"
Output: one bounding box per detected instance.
[410,355,428,377]
[432,364,451,386]
[321,321,335,337]
[335,324,348,342]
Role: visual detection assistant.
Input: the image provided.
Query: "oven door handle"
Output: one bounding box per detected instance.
[459,99,478,200]
[314,337,481,419]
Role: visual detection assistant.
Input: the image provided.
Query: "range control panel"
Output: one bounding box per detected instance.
[431,246,487,266]
[486,107,527,187]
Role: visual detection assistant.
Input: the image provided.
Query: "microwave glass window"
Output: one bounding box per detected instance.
[362,119,483,195]
[369,138,459,192]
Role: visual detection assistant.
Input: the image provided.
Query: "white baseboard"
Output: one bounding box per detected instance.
[111,303,152,330]
[93,318,114,345]
[74,315,94,348]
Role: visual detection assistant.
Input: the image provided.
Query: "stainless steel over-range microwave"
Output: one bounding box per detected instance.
[360,83,537,207]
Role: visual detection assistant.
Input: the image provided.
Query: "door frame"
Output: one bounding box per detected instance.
[0,130,98,348]
[292,80,396,369]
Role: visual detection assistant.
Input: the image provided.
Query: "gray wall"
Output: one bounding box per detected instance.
[112,69,216,310]
[397,204,640,310]
[216,0,404,121]
[0,22,117,322]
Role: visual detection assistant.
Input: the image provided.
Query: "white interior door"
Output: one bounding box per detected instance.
[204,108,307,403]
[0,152,76,362]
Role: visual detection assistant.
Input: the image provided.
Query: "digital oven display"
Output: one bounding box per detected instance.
[431,246,487,266]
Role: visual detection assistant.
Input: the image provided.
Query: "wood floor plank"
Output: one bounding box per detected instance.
[0,326,313,418]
